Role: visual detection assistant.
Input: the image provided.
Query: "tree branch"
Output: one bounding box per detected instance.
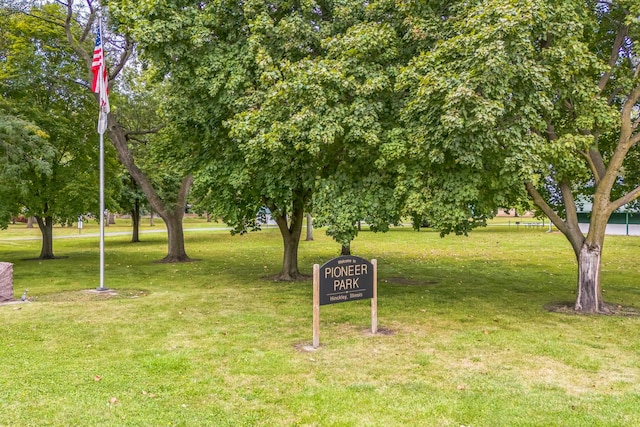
[559,179,586,257]
[109,37,135,81]
[582,146,607,184]
[106,118,169,219]
[609,185,640,213]
[77,2,96,44]
[600,82,640,196]
[598,24,628,93]
[545,122,558,141]
[525,181,568,235]
[63,1,93,68]
[175,175,194,216]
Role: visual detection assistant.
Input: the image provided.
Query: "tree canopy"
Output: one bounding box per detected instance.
[0,4,111,258]
[399,0,640,312]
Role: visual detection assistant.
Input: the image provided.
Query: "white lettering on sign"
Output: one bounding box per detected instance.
[333,277,360,291]
[323,263,368,280]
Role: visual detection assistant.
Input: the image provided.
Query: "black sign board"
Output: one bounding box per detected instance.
[319,256,374,305]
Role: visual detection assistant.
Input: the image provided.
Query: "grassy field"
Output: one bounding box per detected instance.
[1,220,640,426]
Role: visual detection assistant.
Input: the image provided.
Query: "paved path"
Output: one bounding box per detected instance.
[0,227,233,241]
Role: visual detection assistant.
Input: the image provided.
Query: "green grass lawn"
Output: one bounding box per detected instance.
[1,222,640,426]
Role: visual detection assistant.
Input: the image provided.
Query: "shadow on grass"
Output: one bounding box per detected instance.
[21,256,69,261]
[545,301,640,316]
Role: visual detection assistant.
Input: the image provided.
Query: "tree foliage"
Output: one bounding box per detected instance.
[399,0,640,312]
[0,111,53,229]
[0,4,115,258]
[112,0,423,276]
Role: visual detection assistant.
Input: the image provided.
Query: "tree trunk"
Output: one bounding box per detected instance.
[273,199,305,280]
[160,212,190,263]
[105,119,193,262]
[526,180,609,314]
[26,216,35,228]
[575,242,605,313]
[341,243,351,255]
[36,216,55,259]
[305,213,314,241]
[131,199,141,243]
[279,228,301,280]
[108,212,116,225]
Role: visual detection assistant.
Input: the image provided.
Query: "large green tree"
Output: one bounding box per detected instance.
[399,0,640,313]
[113,0,413,278]
[10,0,196,262]
[0,5,104,259]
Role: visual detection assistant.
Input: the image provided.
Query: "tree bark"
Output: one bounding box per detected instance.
[26,216,35,229]
[131,198,140,243]
[160,212,190,262]
[573,202,610,313]
[305,213,314,241]
[36,216,55,259]
[575,242,605,313]
[273,198,305,280]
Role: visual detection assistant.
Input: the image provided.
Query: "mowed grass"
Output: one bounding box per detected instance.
[1,221,640,426]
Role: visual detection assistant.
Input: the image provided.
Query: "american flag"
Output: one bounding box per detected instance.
[92,25,109,133]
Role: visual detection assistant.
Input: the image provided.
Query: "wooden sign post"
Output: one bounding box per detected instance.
[312,256,378,348]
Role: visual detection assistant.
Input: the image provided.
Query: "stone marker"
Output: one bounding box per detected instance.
[0,262,14,302]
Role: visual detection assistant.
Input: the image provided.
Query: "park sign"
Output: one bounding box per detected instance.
[312,255,378,348]
[319,256,374,305]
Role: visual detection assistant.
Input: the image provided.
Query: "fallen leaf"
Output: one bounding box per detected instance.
[109,397,118,405]
[94,375,102,382]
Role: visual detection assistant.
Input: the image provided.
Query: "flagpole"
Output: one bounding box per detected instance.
[94,14,109,292]
[98,127,106,291]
